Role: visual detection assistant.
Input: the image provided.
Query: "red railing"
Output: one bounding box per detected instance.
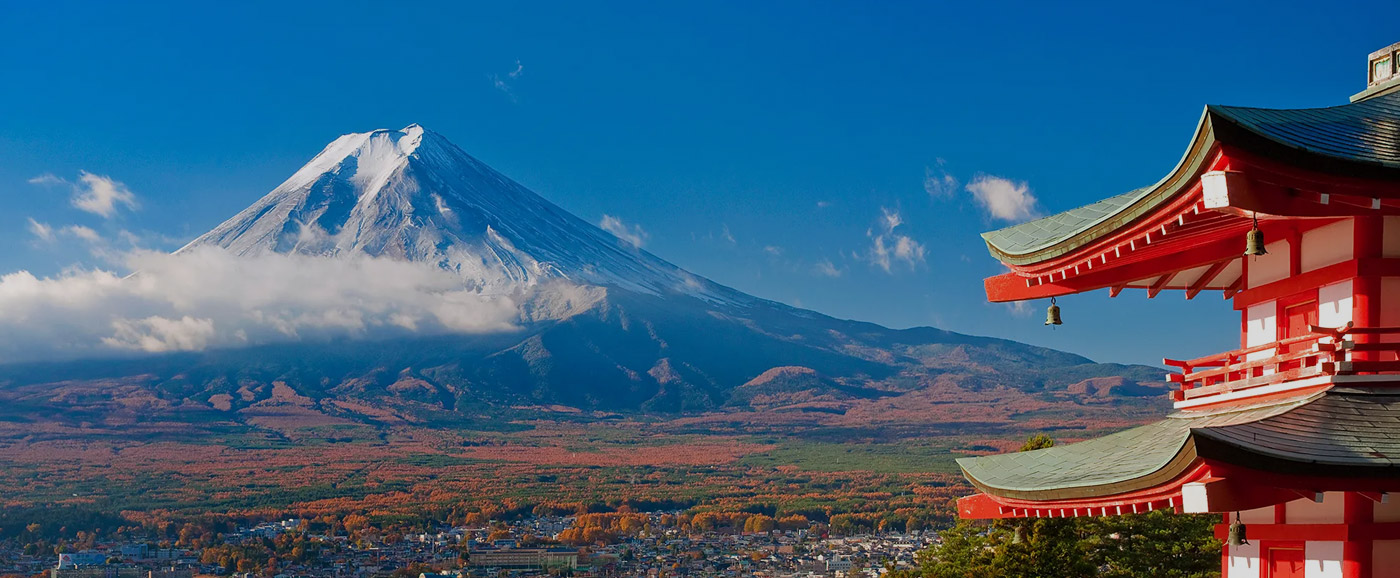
[1164,323,1400,402]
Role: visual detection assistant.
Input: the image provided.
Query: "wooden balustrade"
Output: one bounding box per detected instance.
[1164,323,1400,402]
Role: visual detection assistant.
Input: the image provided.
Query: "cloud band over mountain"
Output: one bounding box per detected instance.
[0,247,592,363]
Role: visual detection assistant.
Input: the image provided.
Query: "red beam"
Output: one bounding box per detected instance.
[1232,260,1359,310]
[1212,522,1400,542]
[1231,257,1400,310]
[1220,144,1400,198]
[1205,461,1400,494]
[985,236,1249,302]
[1337,360,1400,373]
[1205,172,1400,217]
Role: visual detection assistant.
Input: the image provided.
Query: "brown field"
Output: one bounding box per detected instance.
[0,370,1166,525]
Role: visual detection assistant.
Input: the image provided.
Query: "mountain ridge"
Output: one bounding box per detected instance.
[0,124,1169,420]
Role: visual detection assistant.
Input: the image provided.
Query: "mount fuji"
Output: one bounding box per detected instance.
[181,124,734,303]
[2,125,1165,417]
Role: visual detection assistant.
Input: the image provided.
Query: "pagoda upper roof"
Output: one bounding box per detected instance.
[958,388,1400,502]
[982,92,1400,267]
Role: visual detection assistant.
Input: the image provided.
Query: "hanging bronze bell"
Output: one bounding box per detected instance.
[1244,227,1267,257]
[1045,298,1062,326]
[1227,513,1248,547]
[1012,524,1026,544]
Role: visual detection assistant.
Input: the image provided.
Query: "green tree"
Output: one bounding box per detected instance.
[897,519,993,578]
[1019,434,1054,452]
[1080,510,1220,578]
[989,518,1095,578]
[896,434,1220,578]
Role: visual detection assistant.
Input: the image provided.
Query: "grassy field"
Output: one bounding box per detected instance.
[739,439,964,474]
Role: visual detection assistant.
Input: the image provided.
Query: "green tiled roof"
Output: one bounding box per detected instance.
[957,394,1314,501]
[979,188,1149,257]
[982,92,1400,266]
[958,417,1191,496]
[959,390,1400,501]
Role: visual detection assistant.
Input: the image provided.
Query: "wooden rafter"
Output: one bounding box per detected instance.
[1146,273,1174,299]
[1185,259,1233,300]
[1109,285,1125,298]
[1222,276,1243,300]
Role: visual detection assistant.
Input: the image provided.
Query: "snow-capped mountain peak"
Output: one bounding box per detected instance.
[284,124,426,194]
[182,125,737,301]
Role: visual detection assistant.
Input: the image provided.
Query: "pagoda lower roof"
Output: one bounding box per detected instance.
[983,92,1400,267]
[957,388,1400,502]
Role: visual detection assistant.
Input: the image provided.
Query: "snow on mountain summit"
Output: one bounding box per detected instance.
[282,124,426,195]
[182,125,737,301]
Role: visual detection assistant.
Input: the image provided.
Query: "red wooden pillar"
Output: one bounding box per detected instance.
[1343,492,1373,578]
[1354,217,1384,366]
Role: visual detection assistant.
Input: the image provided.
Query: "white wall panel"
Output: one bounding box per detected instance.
[1376,494,1400,523]
[1287,493,1344,524]
[1304,541,1343,578]
[1246,302,1278,366]
[1301,220,1354,272]
[1227,542,1261,578]
[1240,505,1274,525]
[1247,239,1291,288]
[1374,540,1400,577]
[1383,216,1400,257]
[1318,280,1353,330]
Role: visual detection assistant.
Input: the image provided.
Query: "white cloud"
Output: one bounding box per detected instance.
[27,219,54,242]
[30,171,139,219]
[868,236,893,272]
[491,59,523,101]
[893,235,926,263]
[104,315,217,353]
[28,174,66,187]
[62,225,102,243]
[763,245,783,257]
[721,224,737,246]
[880,207,902,231]
[1004,300,1034,317]
[813,259,843,278]
[492,76,512,96]
[816,201,831,209]
[865,207,926,273]
[924,160,959,198]
[0,248,583,363]
[966,174,1040,222]
[72,172,139,218]
[598,214,648,248]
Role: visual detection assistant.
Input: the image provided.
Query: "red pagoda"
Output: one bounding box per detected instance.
[956,43,1400,578]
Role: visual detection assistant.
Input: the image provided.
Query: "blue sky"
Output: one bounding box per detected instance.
[0,1,1392,366]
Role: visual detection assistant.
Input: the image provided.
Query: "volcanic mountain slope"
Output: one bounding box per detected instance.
[0,125,1166,420]
[182,124,734,300]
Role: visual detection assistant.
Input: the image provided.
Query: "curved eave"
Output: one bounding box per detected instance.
[959,437,1200,503]
[981,109,1219,267]
[983,93,1400,268]
[957,394,1315,502]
